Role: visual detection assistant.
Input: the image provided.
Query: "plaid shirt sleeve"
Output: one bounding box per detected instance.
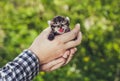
[0,49,40,81]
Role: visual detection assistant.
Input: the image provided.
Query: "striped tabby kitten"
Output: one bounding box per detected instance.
[48,16,70,40]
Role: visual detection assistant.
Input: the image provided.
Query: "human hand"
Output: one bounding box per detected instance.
[29,24,82,64]
[40,48,77,72]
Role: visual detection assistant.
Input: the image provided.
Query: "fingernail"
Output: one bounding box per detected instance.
[77,23,80,27]
[75,23,80,30]
[75,48,77,51]
[63,54,68,58]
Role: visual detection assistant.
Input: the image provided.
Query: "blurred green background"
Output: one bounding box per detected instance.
[0,0,120,81]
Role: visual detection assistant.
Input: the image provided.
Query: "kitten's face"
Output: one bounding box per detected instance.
[52,20,68,34]
[48,16,70,34]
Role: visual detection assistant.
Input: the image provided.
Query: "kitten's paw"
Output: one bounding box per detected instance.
[48,34,54,40]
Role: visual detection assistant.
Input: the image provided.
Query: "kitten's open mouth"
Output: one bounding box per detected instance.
[59,28,64,32]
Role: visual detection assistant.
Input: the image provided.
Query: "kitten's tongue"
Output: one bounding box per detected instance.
[59,28,64,32]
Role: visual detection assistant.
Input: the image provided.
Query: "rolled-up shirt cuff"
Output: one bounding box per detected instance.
[13,49,40,80]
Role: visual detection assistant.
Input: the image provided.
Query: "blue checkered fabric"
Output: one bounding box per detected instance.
[0,49,40,81]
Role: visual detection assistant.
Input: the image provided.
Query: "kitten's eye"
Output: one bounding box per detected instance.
[54,22,59,25]
[53,24,56,27]
[57,25,60,27]
[61,24,64,26]
[51,25,56,27]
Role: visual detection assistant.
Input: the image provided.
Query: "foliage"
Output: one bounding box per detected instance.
[0,0,120,81]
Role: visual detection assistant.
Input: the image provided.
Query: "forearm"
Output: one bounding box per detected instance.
[0,49,40,81]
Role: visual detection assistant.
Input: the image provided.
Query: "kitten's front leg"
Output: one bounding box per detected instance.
[48,31,55,40]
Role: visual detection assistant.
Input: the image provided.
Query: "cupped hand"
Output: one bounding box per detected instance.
[29,24,82,64]
[40,48,77,72]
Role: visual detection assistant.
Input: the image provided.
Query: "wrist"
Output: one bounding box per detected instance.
[13,49,40,80]
[27,48,40,63]
[28,46,47,64]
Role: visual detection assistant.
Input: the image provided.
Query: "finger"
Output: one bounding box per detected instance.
[65,32,82,49]
[62,47,77,59]
[64,48,77,65]
[57,24,80,43]
[62,47,76,58]
[40,57,65,71]
[50,60,65,71]
[62,50,70,58]
[40,57,64,71]
[72,47,77,55]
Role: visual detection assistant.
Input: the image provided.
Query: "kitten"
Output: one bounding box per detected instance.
[48,16,70,40]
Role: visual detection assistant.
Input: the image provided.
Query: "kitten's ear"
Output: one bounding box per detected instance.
[48,20,51,25]
[65,17,70,22]
[48,20,53,27]
[48,20,54,25]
